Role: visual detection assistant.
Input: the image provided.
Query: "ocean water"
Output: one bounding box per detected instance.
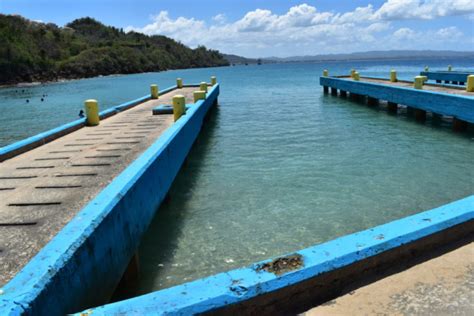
[1,60,473,295]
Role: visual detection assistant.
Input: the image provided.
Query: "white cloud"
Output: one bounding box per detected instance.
[125,2,473,57]
[375,0,474,20]
[212,13,226,24]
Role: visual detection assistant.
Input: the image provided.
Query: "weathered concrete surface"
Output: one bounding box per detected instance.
[305,241,474,316]
[353,76,473,97]
[0,87,195,286]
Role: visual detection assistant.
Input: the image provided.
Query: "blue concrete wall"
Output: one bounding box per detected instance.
[320,77,474,123]
[420,71,472,84]
[0,88,180,162]
[0,84,219,315]
[76,195,474,315]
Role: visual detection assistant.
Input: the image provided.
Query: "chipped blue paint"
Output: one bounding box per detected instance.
[0,84,219,315]
[320,76,474,123]
[0,86,176,162]
[420,71,473,84]
[77,195,474,315]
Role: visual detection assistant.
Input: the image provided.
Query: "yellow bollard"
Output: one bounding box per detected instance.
[150,84,159,99]
[84,99,100,126]
[353,72,360,81]
[390,70,397,82]
[193,91,206,103]
[414,76,424,89]
[176,78,183,88]
[424,66,429,72]
[421,75,428,83]
[199,82,208,92]
[448,65,452,71]
[211,76,217,86]
[351,69,356,78]
[323,69,328,77]
[172,95,186,122]
[466,75,474,92]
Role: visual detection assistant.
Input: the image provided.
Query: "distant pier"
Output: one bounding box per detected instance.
[320,74,474,132]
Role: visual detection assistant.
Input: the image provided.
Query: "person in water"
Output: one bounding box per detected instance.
[78,110,85,118]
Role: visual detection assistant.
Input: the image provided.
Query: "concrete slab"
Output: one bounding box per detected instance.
[346,76,473,97]
[304,241,474,316]
[0,87,196,286]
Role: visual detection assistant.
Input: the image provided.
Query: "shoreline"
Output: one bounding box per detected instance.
[0,64,229,89]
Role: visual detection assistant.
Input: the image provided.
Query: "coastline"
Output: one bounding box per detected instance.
[0,64,229,89]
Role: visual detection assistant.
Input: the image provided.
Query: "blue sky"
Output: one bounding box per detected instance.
[1,0,473,57]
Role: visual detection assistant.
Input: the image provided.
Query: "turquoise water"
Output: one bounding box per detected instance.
[1,60,473,295]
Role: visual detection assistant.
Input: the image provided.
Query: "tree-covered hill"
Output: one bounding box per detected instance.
[0,15,229,85]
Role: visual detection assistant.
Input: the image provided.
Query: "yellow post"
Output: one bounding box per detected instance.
[323,69,328,77]
[351,69,356,78]
[211,76,217,86]
[390,70,397,82]
[193,91,206,103]
[84,99,100,126]
[150,84,159,99]
[421,75,428,83]
[172,95,186,122]
[353,72,360,81]
[176,78,183,88]
[199,82,208,92]
[414,76,424,89]
[448,65,452,71]
[466,75,474,92]
[424,66,429,72]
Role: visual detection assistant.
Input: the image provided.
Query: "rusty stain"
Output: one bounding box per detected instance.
[256,254,304,275]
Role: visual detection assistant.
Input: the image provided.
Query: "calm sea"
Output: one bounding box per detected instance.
[1,59,473,294]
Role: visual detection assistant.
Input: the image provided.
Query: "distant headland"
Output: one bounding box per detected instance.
[0,14,229,85]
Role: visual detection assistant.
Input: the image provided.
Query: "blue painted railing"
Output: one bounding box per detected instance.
[420,71,473,84]
[0,84,219,315]
[77,195,474,315]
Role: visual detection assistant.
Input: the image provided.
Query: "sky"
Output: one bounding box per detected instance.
[1,0,473,57]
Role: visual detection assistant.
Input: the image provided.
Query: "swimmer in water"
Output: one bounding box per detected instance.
[78,110,85,118]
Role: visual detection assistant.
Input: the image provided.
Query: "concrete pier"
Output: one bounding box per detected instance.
[0,87,196,286]
[321,75,474,131]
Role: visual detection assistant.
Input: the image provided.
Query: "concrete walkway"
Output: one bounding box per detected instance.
[305,241,474,316]
[0,87,195,286]
[354,76,473,97]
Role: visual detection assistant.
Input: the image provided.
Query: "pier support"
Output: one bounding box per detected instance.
[367,97,378,107]
[112,252,140,300]
[414,109,427,122]
[331,87,338,96]
[350,93,364,102]
[406,106,414,116]
[340,90,347,97]
[387,102,398,114]
[323,86,329,94]
[432,113,443,125]
[453,118,468,132]
[436,80,441,84]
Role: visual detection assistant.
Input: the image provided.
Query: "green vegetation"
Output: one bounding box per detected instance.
[0,15,229,85]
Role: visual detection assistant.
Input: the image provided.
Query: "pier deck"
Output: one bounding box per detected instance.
[305,240,473,315]
[351,76,472,96]
[0,87,195,286]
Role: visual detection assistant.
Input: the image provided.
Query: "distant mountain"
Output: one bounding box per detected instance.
[0,15,229,85]
[222,54,267,65]
[265,50,474,62]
